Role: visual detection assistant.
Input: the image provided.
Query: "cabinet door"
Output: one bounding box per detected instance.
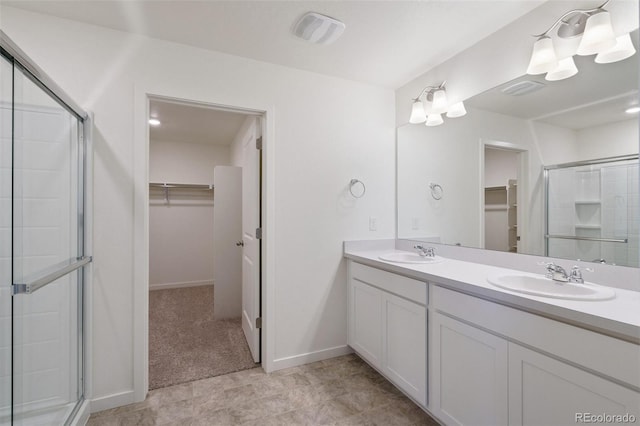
[382,293,426,406]
[509,343,640,426]
[430,312,508,426]
[349,279,383,367]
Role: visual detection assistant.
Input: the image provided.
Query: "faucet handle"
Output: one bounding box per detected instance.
[569,265,593,284]
[425,247,436,257]
[537,261,556,278]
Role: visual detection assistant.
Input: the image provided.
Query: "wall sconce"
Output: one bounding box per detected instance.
[409,81,467,126]
[527,0,636,81]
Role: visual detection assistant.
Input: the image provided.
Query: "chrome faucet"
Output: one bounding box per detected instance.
[414,244,435,257]
[544,262,569,282]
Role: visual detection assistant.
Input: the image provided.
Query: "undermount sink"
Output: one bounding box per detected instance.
[487,273,615,301]
[379,252,444,264]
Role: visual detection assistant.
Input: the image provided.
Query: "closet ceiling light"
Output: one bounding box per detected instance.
[408,81,466,126]
[149,118,161,126]
[526,1,635,80]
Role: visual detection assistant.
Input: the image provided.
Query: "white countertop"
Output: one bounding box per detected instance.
[344,246,640,343]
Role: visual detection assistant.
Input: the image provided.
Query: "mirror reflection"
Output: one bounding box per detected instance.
[397,31,639,267]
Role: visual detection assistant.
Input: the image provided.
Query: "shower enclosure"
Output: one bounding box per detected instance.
[545,155,639,268]
[1,33,91,425]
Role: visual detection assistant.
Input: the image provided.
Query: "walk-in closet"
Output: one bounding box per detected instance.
[147,99,259,389]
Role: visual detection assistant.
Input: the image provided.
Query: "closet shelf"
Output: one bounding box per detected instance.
[575,200,601,205]
[575,224,601,229]
[149,182,214,202]
[485,186,507,192]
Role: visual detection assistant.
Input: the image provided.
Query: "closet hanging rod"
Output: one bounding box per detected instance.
[149,182,213,190]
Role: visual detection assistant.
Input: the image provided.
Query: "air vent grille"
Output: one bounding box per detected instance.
[501,80,546,96]
[293,12,345,45]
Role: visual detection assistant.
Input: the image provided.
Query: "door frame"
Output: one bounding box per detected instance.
[133,86,275,402]
[479,139,529,252]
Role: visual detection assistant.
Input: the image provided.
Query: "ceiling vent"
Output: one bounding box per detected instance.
[501,80,546,96]
[293,12,345,45]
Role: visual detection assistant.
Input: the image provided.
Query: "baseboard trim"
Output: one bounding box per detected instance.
[271,345,353,371]
[89,390,137,413]
[149,280,214,291]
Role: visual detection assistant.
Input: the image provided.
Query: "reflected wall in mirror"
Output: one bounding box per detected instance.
[397,31,639,267]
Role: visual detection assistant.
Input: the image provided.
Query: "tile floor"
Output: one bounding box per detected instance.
[87,353,439,425]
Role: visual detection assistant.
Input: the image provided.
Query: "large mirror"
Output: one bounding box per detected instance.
[397,31,639,267]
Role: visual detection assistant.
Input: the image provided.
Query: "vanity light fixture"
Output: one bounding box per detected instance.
[149,118,161,126]
[526,0,636,81]
[409,81,466,126]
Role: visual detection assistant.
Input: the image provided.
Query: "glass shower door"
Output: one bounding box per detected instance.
[546,157,639,267]
[1,39,89,426]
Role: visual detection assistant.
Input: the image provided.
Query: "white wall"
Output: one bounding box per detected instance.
[485,148,518,188]
[575,119,639,162]
[0,6,396,408]
[149,140,230,184]
[149,139,228,290]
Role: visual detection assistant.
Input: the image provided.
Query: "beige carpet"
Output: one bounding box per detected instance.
[149,285,256,390]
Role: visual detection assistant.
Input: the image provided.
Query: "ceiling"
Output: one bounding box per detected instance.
[466,31,640,130]
[149,99,251,145]
[4,0,545,88]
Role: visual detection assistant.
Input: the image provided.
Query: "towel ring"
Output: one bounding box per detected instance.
[349,179,366,198]
[429,182,443,200]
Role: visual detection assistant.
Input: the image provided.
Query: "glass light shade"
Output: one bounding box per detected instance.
[446,101,467,118]
[425,113,444,127]
[576,10,616,56]
[595,33,637,63]
[545,57,578,81]
[431,89,448,114]
[409,99,427,123]
[526,36,558,75]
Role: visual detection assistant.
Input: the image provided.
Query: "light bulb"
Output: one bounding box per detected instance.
[527,36,558,75]
[576,10,616,56]
[431,89,448,114]
[409,99,427,124]
[545,57,578,81]
[595,33,637,63]
[149,118,161,126]
[425,114,444,127]
[446,102,467,118]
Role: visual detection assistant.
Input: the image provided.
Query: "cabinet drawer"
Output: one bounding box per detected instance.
[350,262,426,305]
[431,284,640,389]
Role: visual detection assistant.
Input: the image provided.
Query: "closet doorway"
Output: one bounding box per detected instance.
[147,98,262,389]
[482,144,526,254]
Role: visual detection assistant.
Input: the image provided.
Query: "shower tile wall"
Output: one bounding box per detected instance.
[0,72,79,422]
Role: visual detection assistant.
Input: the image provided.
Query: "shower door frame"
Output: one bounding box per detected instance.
[0,31,93,425]
[543,154,639,259]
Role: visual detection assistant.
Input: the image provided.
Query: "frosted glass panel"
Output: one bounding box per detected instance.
[547,159,639,267]
[10,63,83,425]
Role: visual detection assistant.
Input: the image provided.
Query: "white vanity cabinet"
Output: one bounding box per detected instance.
[430,284,640,426]
[348,261,427,406]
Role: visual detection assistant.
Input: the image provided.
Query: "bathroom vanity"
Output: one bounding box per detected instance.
[344,241,640,426]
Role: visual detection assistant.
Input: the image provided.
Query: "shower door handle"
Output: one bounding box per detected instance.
[236,240,244,247]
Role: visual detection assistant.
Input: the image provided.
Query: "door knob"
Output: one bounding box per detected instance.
[236,240,244,247]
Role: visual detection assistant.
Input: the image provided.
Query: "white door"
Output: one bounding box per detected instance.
[430,312,509,426]
[212,166,242,319]
[382,293,426,406]
[241,117,261,362]
[508,343,640,426]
